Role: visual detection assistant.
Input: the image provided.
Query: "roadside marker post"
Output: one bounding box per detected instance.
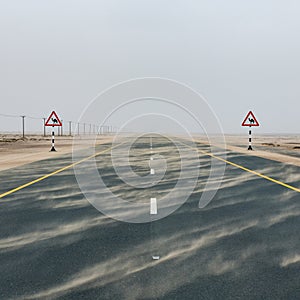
[45,111,62,152]
[242,111,260,150]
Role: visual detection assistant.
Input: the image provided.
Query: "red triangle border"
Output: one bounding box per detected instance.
[45,111,62,127]
[241,111,259,127]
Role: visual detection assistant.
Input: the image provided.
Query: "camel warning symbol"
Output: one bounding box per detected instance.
[242,111,259,127]
[45,111,62,127]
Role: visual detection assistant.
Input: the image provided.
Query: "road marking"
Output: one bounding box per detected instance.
[0,143,124,199]
[150,198,157,214]
[179,140,300,193]
[209,153,300,193]
[150,138,159,259]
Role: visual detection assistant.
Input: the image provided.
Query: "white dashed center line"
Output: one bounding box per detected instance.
[150,137,160,260]
[150,197,157,215]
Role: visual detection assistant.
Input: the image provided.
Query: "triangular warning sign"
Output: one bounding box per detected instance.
[45,111,62,127]
[242,111,259,127]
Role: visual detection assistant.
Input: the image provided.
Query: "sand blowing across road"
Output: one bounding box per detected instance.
[2,134,300,172]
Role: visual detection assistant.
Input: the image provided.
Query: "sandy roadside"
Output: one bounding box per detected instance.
[0,135,114,171]
[197,135,300,167]
[224,144,300,167]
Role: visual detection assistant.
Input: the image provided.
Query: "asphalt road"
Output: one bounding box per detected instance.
[0,137,300,299]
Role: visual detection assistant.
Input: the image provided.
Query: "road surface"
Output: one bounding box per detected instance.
[0,136,300,299]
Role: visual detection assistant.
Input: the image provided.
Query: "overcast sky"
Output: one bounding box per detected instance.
[1,0,300,134]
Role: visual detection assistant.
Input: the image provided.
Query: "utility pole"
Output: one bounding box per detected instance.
[21,115,25,138]
[43,118,46,136]
[69,121,72,136]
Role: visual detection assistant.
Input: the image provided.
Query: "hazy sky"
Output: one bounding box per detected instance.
[1,0,300,134]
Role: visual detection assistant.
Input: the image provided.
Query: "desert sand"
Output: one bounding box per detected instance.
[0,134,114,171]
[222,135,300,167]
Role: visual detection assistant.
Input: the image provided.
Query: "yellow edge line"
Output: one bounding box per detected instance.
[0,143,120,199]
[194,144,300,193]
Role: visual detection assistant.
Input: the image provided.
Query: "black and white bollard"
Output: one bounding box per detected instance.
[50,126,56,152]
[248,127,253,150]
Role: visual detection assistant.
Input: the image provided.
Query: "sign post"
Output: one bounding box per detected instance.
[45,111,62,152]
[241,111,260,150]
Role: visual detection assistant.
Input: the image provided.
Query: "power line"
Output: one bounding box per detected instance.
[27,116,43,120]
[0,113,114,137]
[0,113,20,118]
[0,113,42,120]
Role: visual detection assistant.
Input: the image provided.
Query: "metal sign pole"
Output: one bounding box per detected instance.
[248,126,253,150]
[50,125,56,151]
